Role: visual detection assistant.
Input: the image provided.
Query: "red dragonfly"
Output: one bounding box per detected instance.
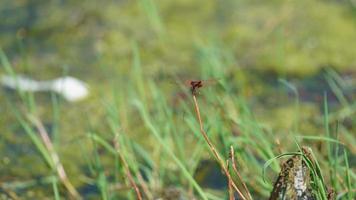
[183,79,220,95]
[168,78,219,108]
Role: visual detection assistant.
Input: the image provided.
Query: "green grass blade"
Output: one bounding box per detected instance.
[343,150,353,200]
[52,177,61,200]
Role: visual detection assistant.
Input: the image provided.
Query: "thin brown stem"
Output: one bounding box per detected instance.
[230,146,253,200]
[28,115,81,199]
[227,160,235,200]
[192,95,247,200]
[113,134,143,200]
[137,172,153,199]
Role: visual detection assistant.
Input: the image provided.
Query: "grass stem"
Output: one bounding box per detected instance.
[192,94,249,200]
[28,115,81,199]
[113,134,143,200]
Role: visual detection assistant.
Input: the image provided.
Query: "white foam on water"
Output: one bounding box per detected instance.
[1,75,89,102]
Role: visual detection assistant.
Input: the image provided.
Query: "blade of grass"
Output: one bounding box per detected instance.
[325,69,349,107]
[52,177,61,200]
[89,132,109,200]
[262,152,300,183]
[343,150,353,200]
[0,48,26,100]
[296,135,345,145]
[1,176,58,190]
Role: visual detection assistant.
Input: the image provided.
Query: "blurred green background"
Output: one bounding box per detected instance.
[0,0,355,199]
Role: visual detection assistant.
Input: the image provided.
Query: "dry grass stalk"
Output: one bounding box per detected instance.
[113,134,143,200]
[227,160,234,200]
[28,115,81,199]
[137,171,153,199]
[192,95,249,200]
[229,146,253,200]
